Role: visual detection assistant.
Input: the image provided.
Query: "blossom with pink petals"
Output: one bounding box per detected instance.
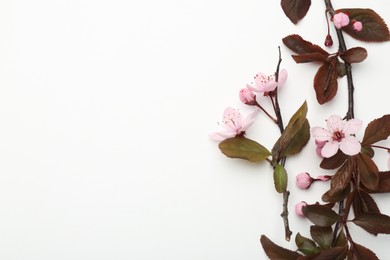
[333,12,350,29]
[246,69,287,94]
[311,115,362,158]
[295,201,307,217]
[239,88,256,105]
[296,172,313,189]
[315,140,327,158]
[353,21,363,32]
[209,107,258,141]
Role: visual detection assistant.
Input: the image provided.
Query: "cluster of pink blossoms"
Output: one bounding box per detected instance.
[333,12,363,32]
[210,69,287,141]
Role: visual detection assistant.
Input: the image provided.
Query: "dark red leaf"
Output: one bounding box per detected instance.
[351,242,378,260]
[357,154,379,191]
[377,171,390,193]
[353,190,380,219]
[339,47,368,63]
[322,184,350,203]
[320,150,347,170]
[302,204,339,226]
[361,115,390,145]
[281,0,311,24]
[292,53,328,63]
[338,8,390,42]
[260,235,302,259]
[311,246,347,260]
[313,58,339,104]
[310,226,332,249]
[283,34,329,56]
[353,213,390,235]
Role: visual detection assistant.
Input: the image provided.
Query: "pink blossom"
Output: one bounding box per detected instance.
[315,140,327,158]
[246,69,287,93]
[295,201,307,217]
[333,12,350,29]
[311,115,362,158]
[239,88,256,105]
[296,172,313,189]
[353,21,363,32]
[209,107,258,141]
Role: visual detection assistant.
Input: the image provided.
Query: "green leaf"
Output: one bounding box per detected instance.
[361,115,390,145]
[282,119,310,157]
[302,204,339,226]
[310,226,332,249]
[334,230,347,247]
[313,58,339,104]
[339,8,390,42]
[283,34,329,56]
[272,101,309,161]
[358,153,379,191]
[353,213,390,235]
[361,145,374,158]
[295,233,319,256]
[260,235,302,259]
[339,47,368,63]
[273,164,288,193]
[281,0,311,24]
[219,136,271,162]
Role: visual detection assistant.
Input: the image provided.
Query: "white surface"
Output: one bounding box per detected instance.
[0,0,389,259]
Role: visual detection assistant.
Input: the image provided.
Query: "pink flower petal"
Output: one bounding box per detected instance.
[277,69,288,88]
[241,109,259,131]
[321,141,339,158]
[326,115,344,132]
[311,127,331,141]
[222,107,241,131]
[209,130,235,142]
[342,118,362,136]
[340,136,361,156]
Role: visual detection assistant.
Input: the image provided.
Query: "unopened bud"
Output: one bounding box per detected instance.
[296,172,313,189]
[352,21,363,32]
[239,88,256,105]
[324,35,333,47]
[295,201,307,217]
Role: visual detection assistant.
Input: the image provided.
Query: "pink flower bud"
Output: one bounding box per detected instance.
[296,172,313,189]
[352,21,363,32]
[324,34,333,47]
[333,12,350,29]
[295,201,307,217]
[239,88,256,105]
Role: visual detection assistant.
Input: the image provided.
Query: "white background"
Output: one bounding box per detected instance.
[0,0,389,259]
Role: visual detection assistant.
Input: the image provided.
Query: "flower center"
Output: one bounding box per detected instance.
[332,131,345,142]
